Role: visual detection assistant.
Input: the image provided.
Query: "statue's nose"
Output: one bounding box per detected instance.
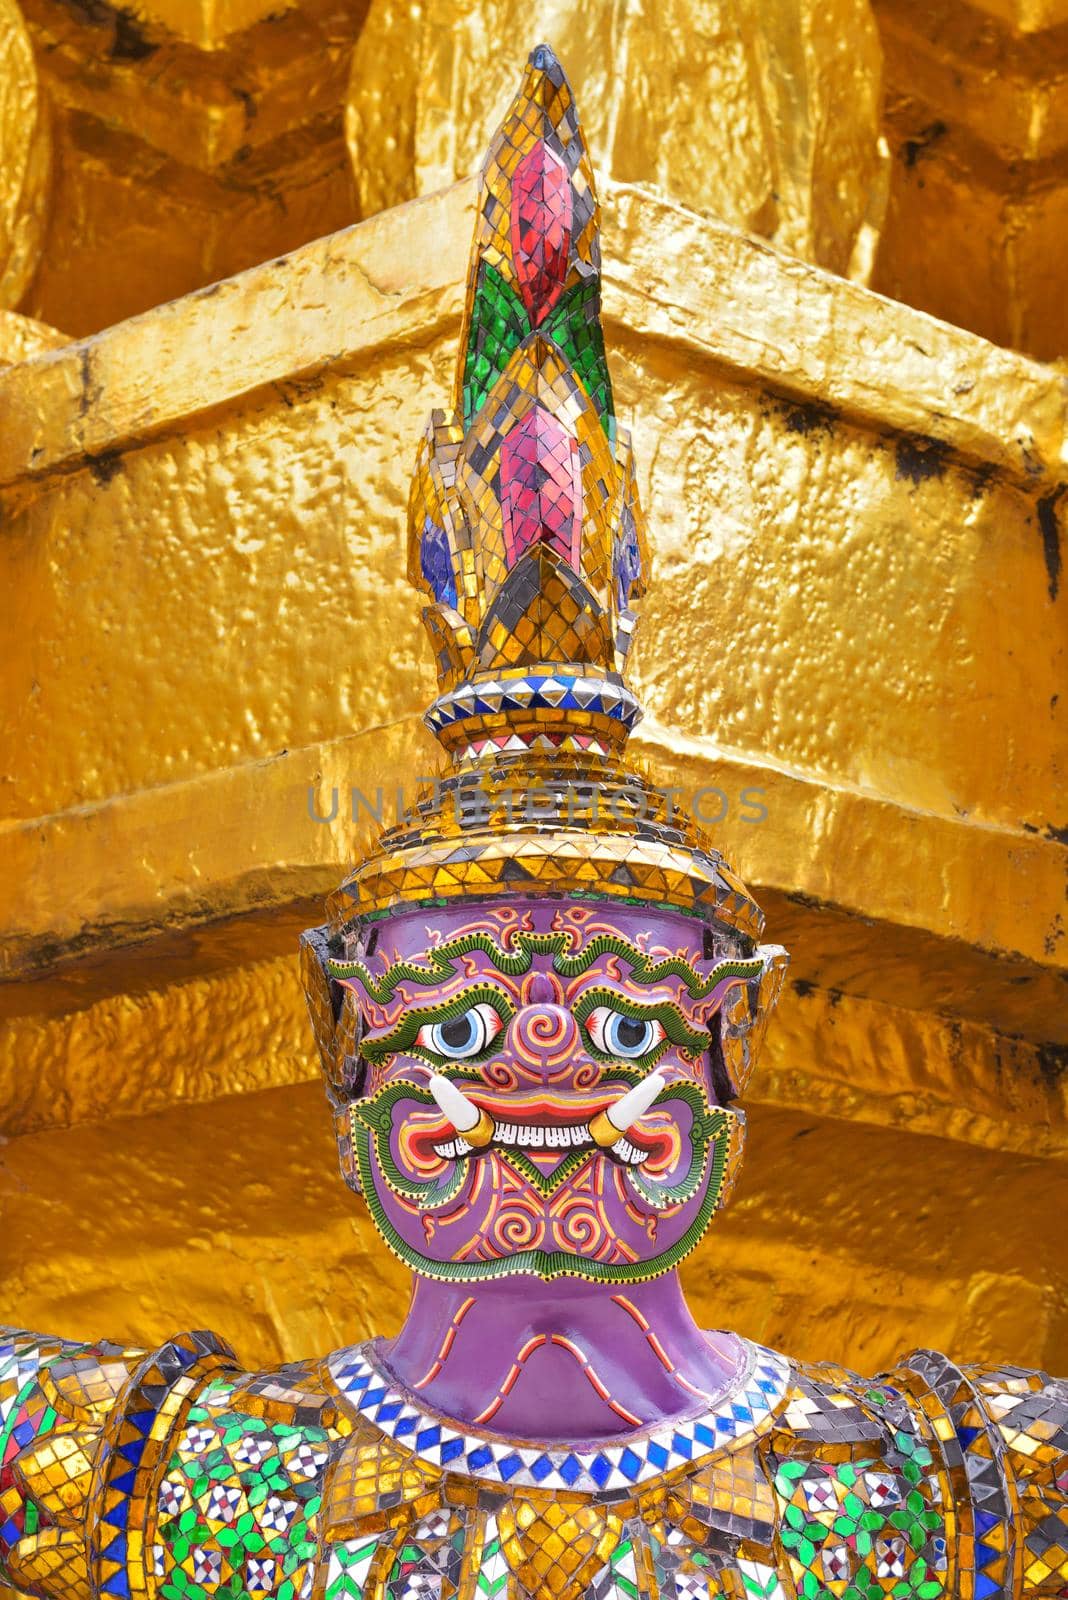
[509,1004,581,1082]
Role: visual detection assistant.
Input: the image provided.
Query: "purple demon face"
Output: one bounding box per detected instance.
[321,898,772,1285]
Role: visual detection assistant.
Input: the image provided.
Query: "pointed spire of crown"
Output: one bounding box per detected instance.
[407,44,650,767]
[334,47,767,945]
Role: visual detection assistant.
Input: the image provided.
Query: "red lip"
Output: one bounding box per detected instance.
[469,1089,618,1124]
[399,1086,677,1166]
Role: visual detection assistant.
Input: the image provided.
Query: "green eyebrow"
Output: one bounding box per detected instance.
[359,984,516,1064]
[327,930,762,1003]
[572,988,712,1061]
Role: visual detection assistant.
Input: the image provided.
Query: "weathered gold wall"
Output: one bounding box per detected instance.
[871,0,1068,360]
[345,0,888,277]
[4,0,366,336]
[1,176,1064,1380]
[6,0,1068,360]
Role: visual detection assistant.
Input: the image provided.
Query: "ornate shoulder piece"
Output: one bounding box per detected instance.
[1,1327,238,1600]
[962,1358,1068,1597]
[888,1348,1068,1600]
[1,1331,139,1600]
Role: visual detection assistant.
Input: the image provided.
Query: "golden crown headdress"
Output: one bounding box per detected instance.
[331,45,764,945]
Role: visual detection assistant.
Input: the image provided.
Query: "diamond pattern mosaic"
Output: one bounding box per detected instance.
[327,1343,791,1493]
[151,1376,331,1600]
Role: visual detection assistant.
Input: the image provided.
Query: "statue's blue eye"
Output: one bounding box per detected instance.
[416,1003,503,1060]
[585,1006,666,1059]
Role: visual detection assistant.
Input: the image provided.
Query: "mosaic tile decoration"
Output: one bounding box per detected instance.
[90,1331,240,1600]
[770,1436,949,1600]
[423,674,642,736]
[327,1340,791,1493]
[976,1365,1068,1596]
[2,1329,1068,1600]
[329,43,769,938]
[150,1373,338,1600]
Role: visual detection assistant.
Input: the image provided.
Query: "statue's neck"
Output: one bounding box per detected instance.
[375,1272,746,1443]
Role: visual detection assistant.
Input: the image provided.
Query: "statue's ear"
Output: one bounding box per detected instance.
[299,924,344,1078]
[301,923,367,1195]
[300,924,366,1103]
[333,1104,364,1196]
[717,945,790,1098]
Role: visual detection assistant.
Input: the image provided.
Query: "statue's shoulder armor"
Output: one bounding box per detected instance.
[958,1354,1068,1485]
[907,1350,1068,1598]
[2,1325,159,1596]
[738,1353,948,1591]
[0,1326,351,1600]
[877,1347,1067,1599]
[968,1355,1068,1595]
[1,1325,239,1597]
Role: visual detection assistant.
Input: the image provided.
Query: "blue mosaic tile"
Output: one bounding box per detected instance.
[328,1341,790,1494]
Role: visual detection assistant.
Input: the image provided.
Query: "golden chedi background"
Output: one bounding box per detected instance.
[0,0,1065,1408]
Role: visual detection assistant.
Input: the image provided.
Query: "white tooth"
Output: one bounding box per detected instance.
[575,1125,592,1146]
[434,1137,474,1159]
[616,1139,642,1164]
[427,1073,482,1134]
[530,1127,545,1147]
[497,1123,516,1144]
[606,1070,668,1134]
[548,1126,566,1148]
[517,1125,534,1146]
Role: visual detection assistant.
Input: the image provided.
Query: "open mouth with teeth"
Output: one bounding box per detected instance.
[415,1068,674,1168]
[435,1125,647,1164]
[351,1075,719,1212]
[423,1089,673,1168]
